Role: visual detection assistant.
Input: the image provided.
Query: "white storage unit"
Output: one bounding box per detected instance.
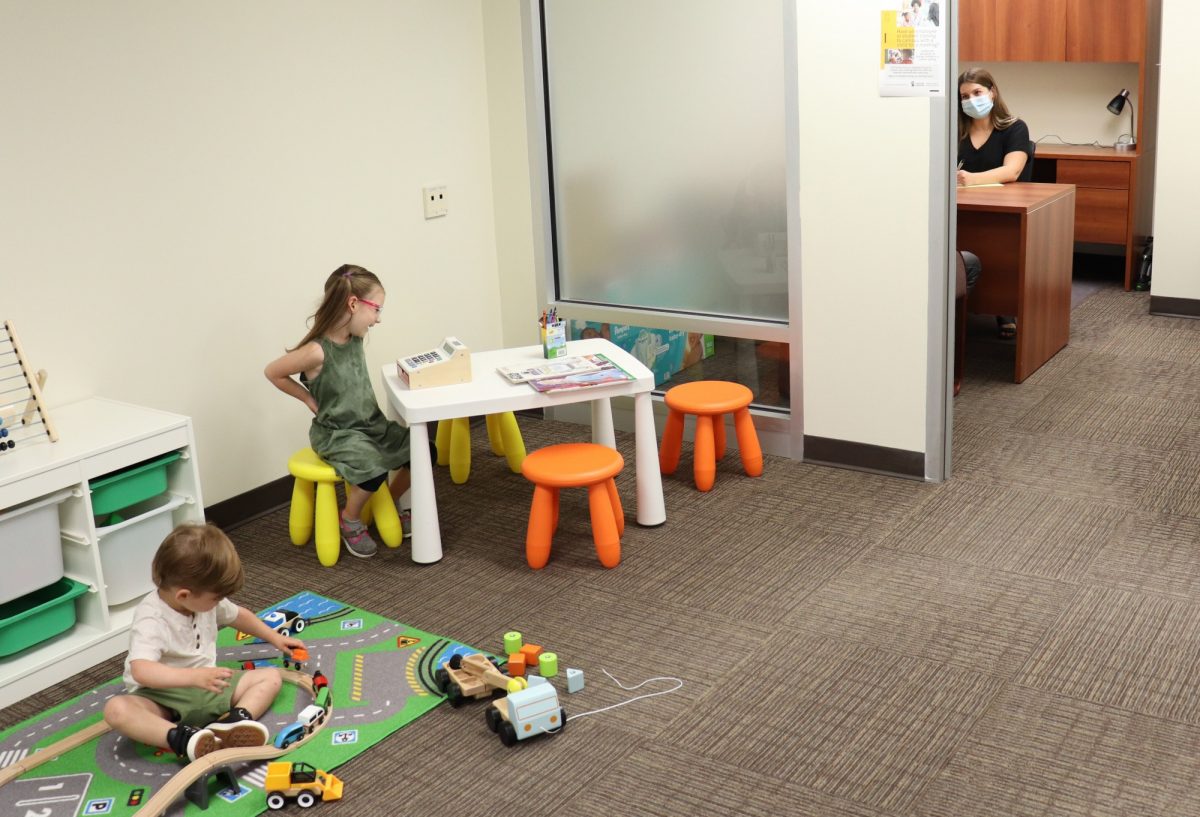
[0,489,72,605]
[0,398,204,709]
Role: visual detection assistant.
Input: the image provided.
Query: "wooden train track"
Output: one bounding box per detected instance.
[0,670,330,816]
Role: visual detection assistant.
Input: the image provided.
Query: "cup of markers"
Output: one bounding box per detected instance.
[540,308,566,359]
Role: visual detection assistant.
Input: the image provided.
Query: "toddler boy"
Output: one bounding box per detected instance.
[103,523,304,761]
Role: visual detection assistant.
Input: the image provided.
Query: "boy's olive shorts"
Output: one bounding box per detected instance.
[132,670,244,727]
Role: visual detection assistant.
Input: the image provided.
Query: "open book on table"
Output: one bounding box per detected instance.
[523,355,635,393]
[497,353,612,384]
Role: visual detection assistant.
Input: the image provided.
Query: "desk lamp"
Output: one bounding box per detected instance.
[1107,89,1136,152]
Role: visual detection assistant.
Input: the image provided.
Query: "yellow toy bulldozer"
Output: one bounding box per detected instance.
[264,761,344,810]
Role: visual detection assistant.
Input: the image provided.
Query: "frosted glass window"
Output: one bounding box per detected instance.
[543,0,787,321]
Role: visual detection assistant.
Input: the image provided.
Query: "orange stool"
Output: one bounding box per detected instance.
[520,443,625,569]
[660,381,763,491]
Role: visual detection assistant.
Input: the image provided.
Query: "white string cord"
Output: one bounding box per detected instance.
[566,669,684,720]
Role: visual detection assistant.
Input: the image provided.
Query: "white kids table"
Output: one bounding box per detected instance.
[380,338,667,563]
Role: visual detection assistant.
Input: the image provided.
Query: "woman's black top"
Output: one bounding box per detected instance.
[958,118,1030,173]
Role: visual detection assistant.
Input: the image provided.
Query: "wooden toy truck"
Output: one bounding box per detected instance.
[484,680,565,746]
[434,652,510,706]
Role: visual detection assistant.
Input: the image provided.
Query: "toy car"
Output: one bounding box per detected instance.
[261,609,307,638]
[265,762,342,809]
[434,653,509,707]
[273,704,326,749]
[485,680,565,746]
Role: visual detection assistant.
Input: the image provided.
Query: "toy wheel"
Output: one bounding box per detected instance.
[447,682,464,707]
[448,653,464,670]
[297,791,316,808]
[280,627,291,638]
[499,720,518,747]
[485,706,502,733]
[552,708,567,732]
[266,793,286,810]
[434,668,449,692]
[294,618,306,633]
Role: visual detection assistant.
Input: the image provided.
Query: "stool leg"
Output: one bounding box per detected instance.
[606,478,624,538]
[551,487,560,534]
[693,414,716,492]
[526,485,557,569]
[713,413,727,460]
[497,411,526,473]
[485,414,505,455]
[314,481,340,567]
[435,420,452,466]
[289,478,314,545]
[449,416,471,484]
[734,407,763,477]
[660,409,685,474]
[588,482,621,568]
[370,484,403,548]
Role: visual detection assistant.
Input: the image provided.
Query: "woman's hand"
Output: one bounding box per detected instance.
[957,169,973,186]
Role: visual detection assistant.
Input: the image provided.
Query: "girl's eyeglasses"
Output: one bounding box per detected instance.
[358,298,383,315]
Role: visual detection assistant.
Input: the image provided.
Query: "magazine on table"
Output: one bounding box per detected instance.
[496,353,611,384]
[525,356,635,393]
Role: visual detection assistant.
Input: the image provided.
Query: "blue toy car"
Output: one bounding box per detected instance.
[261,609,307,638]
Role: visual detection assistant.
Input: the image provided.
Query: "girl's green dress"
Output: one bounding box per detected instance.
[304,336,410,484]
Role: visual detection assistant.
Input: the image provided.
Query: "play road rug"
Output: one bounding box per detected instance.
[0,591,478,816]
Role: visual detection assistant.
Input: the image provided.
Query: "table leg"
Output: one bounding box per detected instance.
[591,397,616,449]
[407,421,442,563]
[632,391,666,526]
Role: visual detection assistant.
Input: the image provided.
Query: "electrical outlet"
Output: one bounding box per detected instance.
[422,185,448,219]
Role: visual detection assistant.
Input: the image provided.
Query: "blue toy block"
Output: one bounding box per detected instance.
[566,667,584,693]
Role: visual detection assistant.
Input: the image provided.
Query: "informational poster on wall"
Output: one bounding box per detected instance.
[879,1,945,97]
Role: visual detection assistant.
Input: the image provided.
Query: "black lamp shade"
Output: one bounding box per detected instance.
[1107,89,1130,115]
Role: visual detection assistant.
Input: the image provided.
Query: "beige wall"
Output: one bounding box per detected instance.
[1150,1,1200,300]
[962,62,1140,147]
[797,4,936,453]
[1,1,504,504]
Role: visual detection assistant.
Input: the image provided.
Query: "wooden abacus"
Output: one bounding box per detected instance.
[0,320,58,452]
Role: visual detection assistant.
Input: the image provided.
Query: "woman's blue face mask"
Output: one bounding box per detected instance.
[961,94,993,119]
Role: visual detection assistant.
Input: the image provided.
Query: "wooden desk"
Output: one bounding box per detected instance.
[1032,145,1140,289]
[957,183,1076,383]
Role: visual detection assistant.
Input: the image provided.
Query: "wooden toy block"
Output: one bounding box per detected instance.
[503,631,523,654]
[566,668,584,693]
[519,644,543,667]
[538,652,558,677]
[507,653,526,677]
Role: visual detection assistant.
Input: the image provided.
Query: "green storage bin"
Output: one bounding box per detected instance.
[0,578,89,657]
[89,451,181,517]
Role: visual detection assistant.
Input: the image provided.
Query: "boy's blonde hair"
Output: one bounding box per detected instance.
[152,523,244,598]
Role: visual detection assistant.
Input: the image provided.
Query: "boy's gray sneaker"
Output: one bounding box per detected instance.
[340,515,378,558]
[400,508,412,539]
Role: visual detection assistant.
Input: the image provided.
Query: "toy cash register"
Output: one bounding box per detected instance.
[397,336,472,389]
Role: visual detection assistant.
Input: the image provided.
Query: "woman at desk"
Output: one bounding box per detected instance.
[957,67,1030,338]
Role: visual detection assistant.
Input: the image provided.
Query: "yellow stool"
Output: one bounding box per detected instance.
[287,447,403,567]
[434,412,526,484]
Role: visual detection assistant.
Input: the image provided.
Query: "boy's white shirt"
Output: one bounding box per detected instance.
[122,592,239,692]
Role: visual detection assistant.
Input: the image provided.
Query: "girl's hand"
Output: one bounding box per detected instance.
[274,635,306,656]
[193,666,233,693]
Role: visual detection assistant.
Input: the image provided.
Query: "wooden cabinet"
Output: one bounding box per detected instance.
[962,0,1143,62]
[1066,0,1145,62]
[1034,147,1138,285]
[996,0,1066,61]
[0,398,205,709]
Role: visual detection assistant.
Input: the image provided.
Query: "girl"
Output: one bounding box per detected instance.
[265,264,410,558]
[957,67,1031,338]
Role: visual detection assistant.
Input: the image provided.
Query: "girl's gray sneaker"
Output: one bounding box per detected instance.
[339,515,378,558]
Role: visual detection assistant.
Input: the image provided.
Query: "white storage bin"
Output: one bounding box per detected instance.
[0,489,72,605]
[96,493,186,605]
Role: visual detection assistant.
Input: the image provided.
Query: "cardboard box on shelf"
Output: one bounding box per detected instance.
[569,321,715,387]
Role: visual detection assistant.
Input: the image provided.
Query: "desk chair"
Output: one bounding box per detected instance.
[954,251,969,396]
